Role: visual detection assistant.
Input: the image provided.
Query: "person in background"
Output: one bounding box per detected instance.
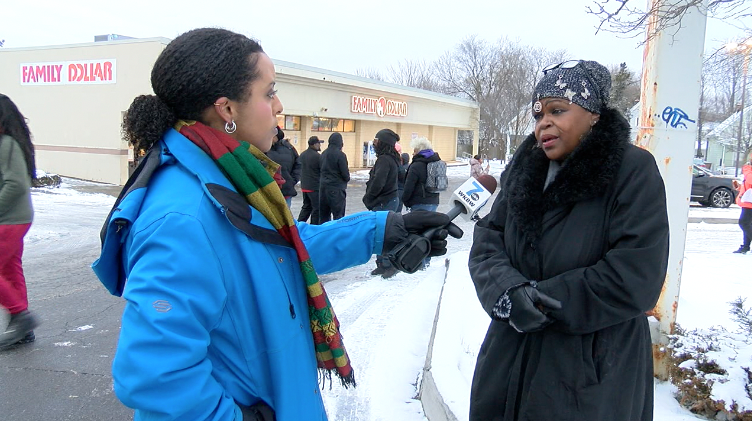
[396,152,410,213]
[732,153,752,254]
[470,154,490,179]
[363,129,401,278]
[91,28,458,421]
[468,60,669,421]
[402,136,443,270]
[402,136,441,214]
[297,135,323,224]
[265,126,300,208]
[319,132,350,223]
[0,94,39,349]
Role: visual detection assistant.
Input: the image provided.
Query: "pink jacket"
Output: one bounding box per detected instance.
[736,164,752,209]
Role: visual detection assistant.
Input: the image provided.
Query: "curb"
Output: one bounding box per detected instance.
[687,217,737,224]
[419,258,459,421]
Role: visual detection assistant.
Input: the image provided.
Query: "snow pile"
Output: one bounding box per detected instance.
[670,324,752,418]
[429,251,488,417]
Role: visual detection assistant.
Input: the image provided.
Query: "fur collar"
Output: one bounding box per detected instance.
[505,107,631,243]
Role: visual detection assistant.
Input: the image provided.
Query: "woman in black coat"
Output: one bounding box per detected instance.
[364,128,401,278]
[468,60,669,421]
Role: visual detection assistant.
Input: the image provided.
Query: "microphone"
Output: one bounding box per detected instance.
[387,174,499,274]
[446,174,498,221]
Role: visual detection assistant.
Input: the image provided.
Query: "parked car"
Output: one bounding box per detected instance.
[691,165,737,208]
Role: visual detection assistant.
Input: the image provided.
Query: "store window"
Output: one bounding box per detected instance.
[276,115,301,131]
[311,117,355,132]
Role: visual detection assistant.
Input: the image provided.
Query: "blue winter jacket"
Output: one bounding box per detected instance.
[92,129,388,421]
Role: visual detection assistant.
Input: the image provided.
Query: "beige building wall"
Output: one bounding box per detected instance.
[1,42,478,185]
[0,38,168,184]
[430,126,457,161]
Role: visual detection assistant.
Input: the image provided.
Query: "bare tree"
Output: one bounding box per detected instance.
[432,36,571,159]
[354,68,386,81]
[386,59,439,92]
[587,0,750,41]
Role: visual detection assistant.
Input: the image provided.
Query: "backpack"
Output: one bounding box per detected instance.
[425,160,448,192]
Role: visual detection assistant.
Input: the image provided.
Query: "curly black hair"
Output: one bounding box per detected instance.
[123,28,264,152]
[0,94,36,180]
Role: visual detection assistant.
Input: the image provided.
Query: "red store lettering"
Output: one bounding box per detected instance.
[23,64,63,84]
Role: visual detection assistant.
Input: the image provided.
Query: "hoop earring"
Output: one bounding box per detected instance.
[225,120,237,134]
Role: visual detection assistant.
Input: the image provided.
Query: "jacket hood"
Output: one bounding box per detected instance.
[328,133,343,149]
[413,152,440,164]
[505,107,631,243]
[470,158,481,165]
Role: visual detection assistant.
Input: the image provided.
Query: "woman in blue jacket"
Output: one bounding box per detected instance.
[92,28,457,421]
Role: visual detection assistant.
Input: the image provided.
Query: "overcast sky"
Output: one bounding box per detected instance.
[2,0,750,76]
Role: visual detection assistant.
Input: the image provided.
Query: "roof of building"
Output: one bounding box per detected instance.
[1,37,478,109]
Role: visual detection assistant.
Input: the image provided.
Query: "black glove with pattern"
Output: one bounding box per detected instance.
[494,282,562,333]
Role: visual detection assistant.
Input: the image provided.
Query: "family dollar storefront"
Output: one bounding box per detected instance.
[272,60,479,170]
[0,37,479,185]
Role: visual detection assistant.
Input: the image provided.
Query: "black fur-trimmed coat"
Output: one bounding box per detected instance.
[468,108,669,421]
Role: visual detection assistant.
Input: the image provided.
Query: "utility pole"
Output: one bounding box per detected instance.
[636,0,708,380]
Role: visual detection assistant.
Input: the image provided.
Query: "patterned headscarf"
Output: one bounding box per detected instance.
[533,60,612,114]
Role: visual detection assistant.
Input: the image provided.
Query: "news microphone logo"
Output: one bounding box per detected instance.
[450,176,495,220]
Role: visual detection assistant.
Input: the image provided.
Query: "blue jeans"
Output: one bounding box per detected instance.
[372,197,400,268]
[409,204,438,268]
[409,203,438,212]
[285,197,292,209]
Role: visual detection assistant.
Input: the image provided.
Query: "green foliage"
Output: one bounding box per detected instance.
[730,297,752,336]
[609,63,639,118]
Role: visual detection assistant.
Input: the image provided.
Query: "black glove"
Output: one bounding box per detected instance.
[238,401,276,421]
[505,283,562,333]
[383,211,463,273]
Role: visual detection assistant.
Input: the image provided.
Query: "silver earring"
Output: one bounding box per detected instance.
[225,120,237,134]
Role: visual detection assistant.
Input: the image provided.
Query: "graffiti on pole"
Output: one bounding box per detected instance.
[661,106,696,129]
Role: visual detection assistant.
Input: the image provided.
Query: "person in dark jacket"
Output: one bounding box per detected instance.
[396,152,410,213]
[0,94,39,349]
[364,128,401,278]
[265,126,300,208]
[319,132,350,222]
[468,60,669,421]
[402,136,441,212]
[402,136,442,270]
[298,136,323,224]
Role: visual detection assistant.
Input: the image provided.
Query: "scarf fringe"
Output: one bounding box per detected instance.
[319,368,357,390]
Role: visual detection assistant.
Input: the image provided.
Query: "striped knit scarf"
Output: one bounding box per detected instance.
[176,120,355,387]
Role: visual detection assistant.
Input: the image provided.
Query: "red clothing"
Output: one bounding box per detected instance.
[736,164,752,209]
[0,223,31,314]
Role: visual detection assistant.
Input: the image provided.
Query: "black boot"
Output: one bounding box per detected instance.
[0,310,39,350]
[370,263,385,276]
[733,246,750,254]
[381,266,399,279]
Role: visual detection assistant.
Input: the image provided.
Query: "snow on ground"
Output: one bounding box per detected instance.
[27,172,750,421]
